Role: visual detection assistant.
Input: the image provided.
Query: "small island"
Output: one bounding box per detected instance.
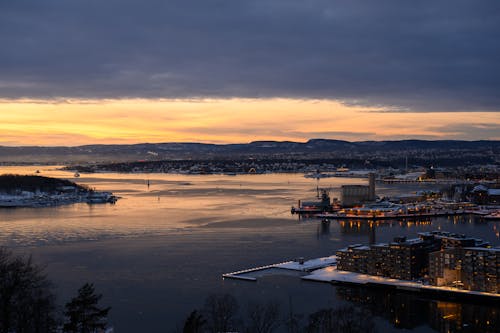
[0,174,117,208]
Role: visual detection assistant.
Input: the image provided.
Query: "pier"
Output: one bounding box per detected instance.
[222,255,337,281]
[223,257,499,302]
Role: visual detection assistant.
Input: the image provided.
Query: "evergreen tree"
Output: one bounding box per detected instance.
[63,283,111,333]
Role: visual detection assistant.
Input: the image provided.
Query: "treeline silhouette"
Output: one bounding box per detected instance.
[0,175,89,194]
[0,248,110,333]
[179,293,378,333]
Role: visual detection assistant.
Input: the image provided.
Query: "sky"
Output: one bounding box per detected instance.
[0,0,499,145]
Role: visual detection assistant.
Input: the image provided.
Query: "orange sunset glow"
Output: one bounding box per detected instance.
[1,98,498,146]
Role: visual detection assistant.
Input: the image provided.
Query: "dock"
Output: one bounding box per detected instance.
[223,255,499,301]
[315,210,467,220]
[222,255,337,281]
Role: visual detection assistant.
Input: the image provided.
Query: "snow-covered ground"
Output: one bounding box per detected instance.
[222,255,337,281]
[302,266,500,298]
[275,255,337,271]
[0,191,116,207]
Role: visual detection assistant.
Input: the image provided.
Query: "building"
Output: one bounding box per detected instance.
[337,233,440,280]
[340,173,376,207]
[429,247,499,293]
[461,247,499,293]
[428,247,463,287]
[336,231,498,293]
[336,244,370,273]
[470,185,500,205]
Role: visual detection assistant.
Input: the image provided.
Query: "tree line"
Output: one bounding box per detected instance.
[179,293,378,333]
[0,175,90,194]
[0,248,110,333]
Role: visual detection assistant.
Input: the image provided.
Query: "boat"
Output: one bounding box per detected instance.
[484,211,500,220]
[291,190,336,214]
[321,218,331,226]
[74,172,80,178]
[86,192,118,204]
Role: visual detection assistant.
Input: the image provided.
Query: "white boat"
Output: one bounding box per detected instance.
[74,172,80,178]
[86,192,117,204]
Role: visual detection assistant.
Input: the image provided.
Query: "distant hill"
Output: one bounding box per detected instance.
[0,139,498,164]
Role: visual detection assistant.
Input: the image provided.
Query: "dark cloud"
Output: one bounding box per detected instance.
[1,0,499,111]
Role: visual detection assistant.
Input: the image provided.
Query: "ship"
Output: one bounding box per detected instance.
[86,191,118,204]
[291,190,338,214]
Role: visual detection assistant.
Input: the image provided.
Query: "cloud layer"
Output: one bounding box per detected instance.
[1,0,500,112]
[1,99,498,145]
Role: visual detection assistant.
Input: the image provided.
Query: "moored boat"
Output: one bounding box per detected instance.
[484,211,500,220]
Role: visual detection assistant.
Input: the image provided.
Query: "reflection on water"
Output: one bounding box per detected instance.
[0,165,499,332]
[337,287,499,333]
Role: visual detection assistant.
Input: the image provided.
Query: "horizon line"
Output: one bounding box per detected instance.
[1,138,499,148]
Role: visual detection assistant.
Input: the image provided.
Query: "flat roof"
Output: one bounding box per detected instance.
[464,247,500,253]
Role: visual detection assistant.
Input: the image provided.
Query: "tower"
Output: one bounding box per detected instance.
[368,172,376,201]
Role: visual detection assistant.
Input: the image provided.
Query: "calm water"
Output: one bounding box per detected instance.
[1,166,499,332]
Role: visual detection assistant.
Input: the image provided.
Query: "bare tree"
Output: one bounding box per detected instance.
[0,247,57,333]
[306,305,377,333]
[245,301,281,333]
[284,297,302,333]
[183,310,206,333]
[203,294,239,333]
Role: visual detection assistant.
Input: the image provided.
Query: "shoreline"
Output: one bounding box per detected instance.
[303,266,500,303]
[0,193,118,208]
[224,257,500,302]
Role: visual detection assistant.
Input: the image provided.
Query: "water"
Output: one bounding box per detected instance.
[0,165,499,332]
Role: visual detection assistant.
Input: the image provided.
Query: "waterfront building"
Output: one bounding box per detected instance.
[429,247,499,293]
[470,185,500,205]
[428,247,463,287]
[429,231,476,249]
[337,231,498,293]
[337,233,440,280]
[336,244,370,273]
[340,173,376,206]
[461,247,499,293]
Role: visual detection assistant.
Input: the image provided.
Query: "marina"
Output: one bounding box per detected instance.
[292,171,500,221]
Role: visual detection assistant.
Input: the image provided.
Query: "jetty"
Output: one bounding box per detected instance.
[223,257,499,301]
[222,255,337,281]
